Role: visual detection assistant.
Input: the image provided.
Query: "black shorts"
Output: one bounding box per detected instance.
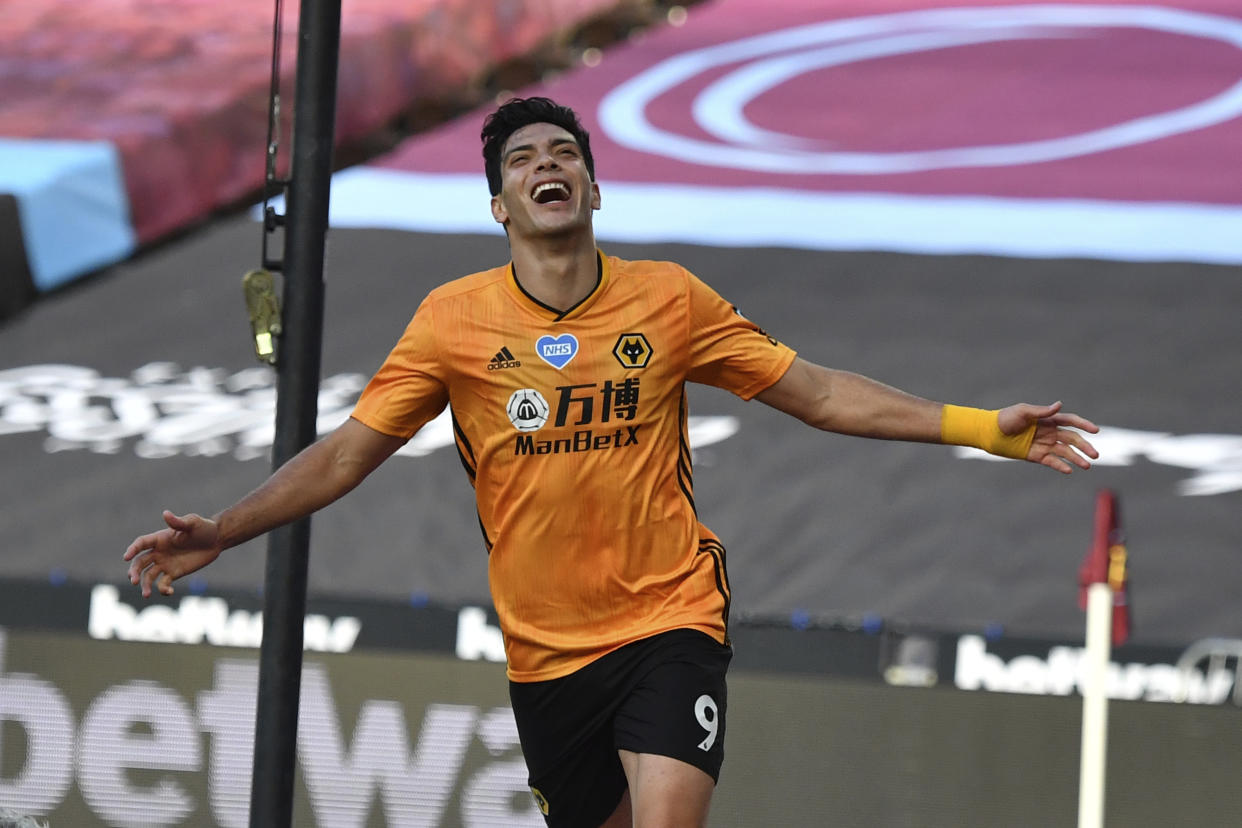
[510,628,732,828]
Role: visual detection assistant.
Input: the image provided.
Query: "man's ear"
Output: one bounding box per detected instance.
[491,194,508,225]
[590,182,601,211]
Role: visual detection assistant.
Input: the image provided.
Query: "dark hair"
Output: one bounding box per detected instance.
[481,97,595,196]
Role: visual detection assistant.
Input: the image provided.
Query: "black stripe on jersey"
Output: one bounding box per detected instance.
[678,422,693,484]
[451,411,477,483]
[699,538,732,641]
[677,391,696,515]
[512,252,603,320]
[477,512,494,553]
[512,270,563,317]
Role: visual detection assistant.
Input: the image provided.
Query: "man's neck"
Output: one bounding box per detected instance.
[509,234,600,313]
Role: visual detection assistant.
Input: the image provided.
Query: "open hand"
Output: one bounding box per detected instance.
[999,401,1100,474]
[123,510,222,598]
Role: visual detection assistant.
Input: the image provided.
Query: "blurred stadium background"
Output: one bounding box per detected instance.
[2,0,1240,824]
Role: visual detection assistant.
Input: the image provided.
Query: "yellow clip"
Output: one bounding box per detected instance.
[1107,543,1127,592]
[242,269,282,365]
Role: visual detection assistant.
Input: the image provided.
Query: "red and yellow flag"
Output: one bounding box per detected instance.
[1079,489,1131,646]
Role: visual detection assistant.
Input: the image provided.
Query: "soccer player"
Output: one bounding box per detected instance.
[125,97,1098,827]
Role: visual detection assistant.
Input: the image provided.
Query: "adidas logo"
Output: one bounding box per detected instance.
[487,346,521,371]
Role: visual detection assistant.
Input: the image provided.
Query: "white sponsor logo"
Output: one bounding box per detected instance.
[0,629,540,826]
[953,425,1242,496]
[88,585,361,653]
[0,362,742,460]
[505,388,550,433]
[0,363,364,461]
[600,6,1242,174]
[8,363,1233,494]
[456,606,506,663]
[954,634,1237,704]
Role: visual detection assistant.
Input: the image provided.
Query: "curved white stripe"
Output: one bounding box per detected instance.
[599,5,1242,174]
[693,28,1049,150]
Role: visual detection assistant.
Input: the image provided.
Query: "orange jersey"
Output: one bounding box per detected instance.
[351,251,796,681]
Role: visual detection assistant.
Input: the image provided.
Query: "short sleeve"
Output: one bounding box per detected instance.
[350,298,450,438]
[684,270,796,399]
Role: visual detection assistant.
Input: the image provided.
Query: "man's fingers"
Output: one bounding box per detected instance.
[126,518,194,563]
[163,510,194,531]
[1019,401,1062,424]
[1001,402,1067,436]
[1059,444,1093,470]
[1038,401,1063,418]
[139,560,176,598]
[126,513,207,598]
[127,554,144,584]
[1026,410,1100,475]
[1060,428,1099,460]
[139,560,157,598]
[123,534,153,561]
[1042,439,1093,473]
[129,551,158,586]
[1047,459,1071,474]
[1049,412,1099,434]
[125,517,184,560]
[126,527,174,560]
[1044,453,1075,474]
[1044,425,1099,464]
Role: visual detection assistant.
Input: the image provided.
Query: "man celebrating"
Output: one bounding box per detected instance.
[126,97,1098,828]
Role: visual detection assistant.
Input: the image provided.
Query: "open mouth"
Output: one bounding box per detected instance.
[532,181,571,204]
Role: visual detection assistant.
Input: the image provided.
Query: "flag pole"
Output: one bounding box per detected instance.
[1077,579,1112,828]
[1077,489,1127,828]
[249,0,341,825]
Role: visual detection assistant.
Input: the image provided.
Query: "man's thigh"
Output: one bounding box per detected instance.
[619,750,716,828]
[612,629,731,782]
[509,630,732,828]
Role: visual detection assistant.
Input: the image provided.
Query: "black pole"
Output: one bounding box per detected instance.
[249,1,341,826]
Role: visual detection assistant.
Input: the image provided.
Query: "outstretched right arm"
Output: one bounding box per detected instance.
[123,417,406,598]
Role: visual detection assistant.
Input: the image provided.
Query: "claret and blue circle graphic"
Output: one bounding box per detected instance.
[316,2,1242,263]
[598,5,1242,175]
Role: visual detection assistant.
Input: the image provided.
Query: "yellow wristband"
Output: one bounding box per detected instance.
[940,405,1036,460]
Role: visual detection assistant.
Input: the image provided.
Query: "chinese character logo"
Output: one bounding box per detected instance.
[612,333,652,369]
[553,379,641,426]
[506,389,550,432]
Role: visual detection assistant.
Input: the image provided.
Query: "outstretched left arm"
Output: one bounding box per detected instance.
[754,357,1099,473]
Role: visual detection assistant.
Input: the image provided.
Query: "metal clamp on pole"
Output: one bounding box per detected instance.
[243,0,288,367]
[242,268,282,364]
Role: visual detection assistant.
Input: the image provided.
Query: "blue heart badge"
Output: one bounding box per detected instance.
[535,333,579,370]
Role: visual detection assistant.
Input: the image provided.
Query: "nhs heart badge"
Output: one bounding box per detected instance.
[535,333,579,370]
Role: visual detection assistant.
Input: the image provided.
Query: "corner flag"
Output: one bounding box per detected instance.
[1077,489,1131,828]
[1078,489,1131,646]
